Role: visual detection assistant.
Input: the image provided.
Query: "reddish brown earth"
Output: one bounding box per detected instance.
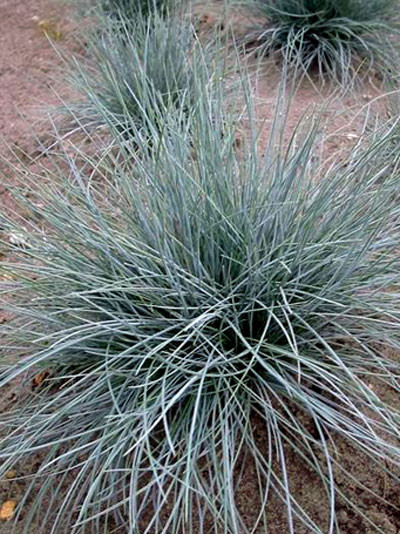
[0,0,399,533]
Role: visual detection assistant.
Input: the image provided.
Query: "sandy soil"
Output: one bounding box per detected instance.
[0,0,399,533]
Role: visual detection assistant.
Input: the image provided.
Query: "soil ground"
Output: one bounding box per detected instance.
[0,0,399,532]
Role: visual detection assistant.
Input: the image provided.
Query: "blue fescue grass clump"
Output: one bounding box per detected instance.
[242,0,400,86]
[1,83,400,533]
[64,0,180,22]
[100,0,179,20]
[64,15,215,144]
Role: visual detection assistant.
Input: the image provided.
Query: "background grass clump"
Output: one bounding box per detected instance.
[242,0,400,86]
[64,15,215,145]
[99,0,180,21]
[1,83,400,533]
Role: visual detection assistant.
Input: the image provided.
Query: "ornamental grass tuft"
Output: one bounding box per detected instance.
[1,85,400,533]
[64,15,211,144]
[100,0,178,21]
[242,0,400,86]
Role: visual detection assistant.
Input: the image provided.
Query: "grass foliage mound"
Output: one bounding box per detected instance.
[66,15,205,141]
[1,85,400,533]
[100,0,177,20]
[244,0,400,85]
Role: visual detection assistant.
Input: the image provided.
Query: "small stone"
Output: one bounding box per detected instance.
[0,500,17,521]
